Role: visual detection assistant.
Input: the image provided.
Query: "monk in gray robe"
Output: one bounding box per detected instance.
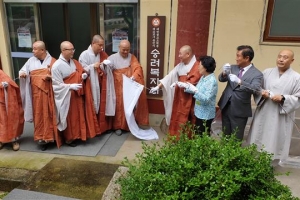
[248,49,300,164]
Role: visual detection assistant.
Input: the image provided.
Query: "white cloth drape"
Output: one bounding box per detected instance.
[122,75,159,140]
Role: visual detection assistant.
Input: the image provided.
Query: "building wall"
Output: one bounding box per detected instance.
[140,0,177,85]
[208,0,300,101]
[141,0,212,114]
[175,0,211,64]
[0,0,12,75]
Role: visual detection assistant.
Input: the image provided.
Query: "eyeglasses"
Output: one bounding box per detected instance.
[64,48,75,52]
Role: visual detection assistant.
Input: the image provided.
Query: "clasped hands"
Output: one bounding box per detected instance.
[261,90,283,103]
[97,60,114,70]
[150,82,198,93]
[1,81,8,88]
[177,81,198,93]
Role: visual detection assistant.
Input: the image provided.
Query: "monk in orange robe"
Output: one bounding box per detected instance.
[0,70,24,151]
[78,35,113,135]
[107,40,149,135]
[52,41,96,146]
[19,41,62,150]
[150,45,201,139]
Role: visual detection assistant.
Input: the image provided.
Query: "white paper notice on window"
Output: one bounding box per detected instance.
[17,27,32,48]
[112,29,128,52]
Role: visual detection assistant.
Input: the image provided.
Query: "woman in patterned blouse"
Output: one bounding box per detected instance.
[184,56,218,135]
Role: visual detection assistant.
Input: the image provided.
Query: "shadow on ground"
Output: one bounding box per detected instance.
[17,157,120,200]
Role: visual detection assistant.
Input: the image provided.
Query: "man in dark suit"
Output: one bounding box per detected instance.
[218,45,263,140]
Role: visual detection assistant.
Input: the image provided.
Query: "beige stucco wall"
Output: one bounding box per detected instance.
[0,0,13,76]
[140,0,178,99]
[208,0,300,101]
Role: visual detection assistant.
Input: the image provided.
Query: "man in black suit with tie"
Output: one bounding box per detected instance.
[218,45,263,140]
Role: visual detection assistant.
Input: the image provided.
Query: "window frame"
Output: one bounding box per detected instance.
[263,0,300,42]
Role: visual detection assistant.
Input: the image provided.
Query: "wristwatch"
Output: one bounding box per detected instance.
[281,95,285,103]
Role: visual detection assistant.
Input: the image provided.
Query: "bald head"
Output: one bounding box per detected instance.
[92,35,104,43]
[179,45,194,64]
[119,40,130,48]
[60,41,73,51]
[33,41,46,50]
[32,41,46,60]
[60,41,75,60]
[91,35,104,54]
[180,45,193,55]
[119,40,131,58]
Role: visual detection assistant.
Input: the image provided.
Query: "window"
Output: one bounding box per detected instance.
[263,0,300,42]
[100,3,139,59]
[5,3,39,80]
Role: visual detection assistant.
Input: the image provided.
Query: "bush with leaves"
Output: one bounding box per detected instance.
[118,122,299,200]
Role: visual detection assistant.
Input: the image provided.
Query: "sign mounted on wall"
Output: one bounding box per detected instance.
[146,15,166,97]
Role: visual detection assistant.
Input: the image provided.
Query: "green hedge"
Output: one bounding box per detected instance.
[118,122,298,200]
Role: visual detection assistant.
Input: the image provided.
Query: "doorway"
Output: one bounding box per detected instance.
[40,3,98,59]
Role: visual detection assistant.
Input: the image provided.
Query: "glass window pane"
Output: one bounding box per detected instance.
[5,3,38,52]
[103,4,139,59]
[269,0,300,37]
[5,3,39,81]
[12,57,28,84]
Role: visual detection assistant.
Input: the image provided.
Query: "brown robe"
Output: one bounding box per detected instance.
[0,70,24,143]
[84,67,101,138]
[96,51,113,133]
[62,60,87,142]
[168,61,201,138]
[29,58,62,147]
[112,55,149,131]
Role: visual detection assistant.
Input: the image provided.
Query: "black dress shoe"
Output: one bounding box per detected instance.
[40,144,48,151]
[67,141,77,147]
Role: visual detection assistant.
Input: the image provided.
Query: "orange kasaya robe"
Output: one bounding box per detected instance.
[0,70,24,143]
[112,54,149,131]
[96,51,113,134]
[30,58,62,148]
[84,68,101,138]
[168,61,201,139]
[62,60,87,142]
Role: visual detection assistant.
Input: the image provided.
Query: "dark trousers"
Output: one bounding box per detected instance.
[221,103,248,140]
[195,117,213,136]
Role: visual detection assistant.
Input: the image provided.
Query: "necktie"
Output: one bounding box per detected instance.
[238,68,244,78]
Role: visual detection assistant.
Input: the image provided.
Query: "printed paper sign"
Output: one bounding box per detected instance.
[17,27,32,48]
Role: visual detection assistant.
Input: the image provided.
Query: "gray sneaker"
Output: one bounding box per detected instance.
[115,129,122,136]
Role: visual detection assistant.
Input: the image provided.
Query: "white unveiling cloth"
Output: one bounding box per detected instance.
[122,75,159,140]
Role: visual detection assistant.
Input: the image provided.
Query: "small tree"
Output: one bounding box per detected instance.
[118,122,298,199]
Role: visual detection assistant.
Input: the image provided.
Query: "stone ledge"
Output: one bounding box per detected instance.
[101,166,129,200]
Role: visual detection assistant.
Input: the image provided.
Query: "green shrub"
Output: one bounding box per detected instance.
[118,122,298,200]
